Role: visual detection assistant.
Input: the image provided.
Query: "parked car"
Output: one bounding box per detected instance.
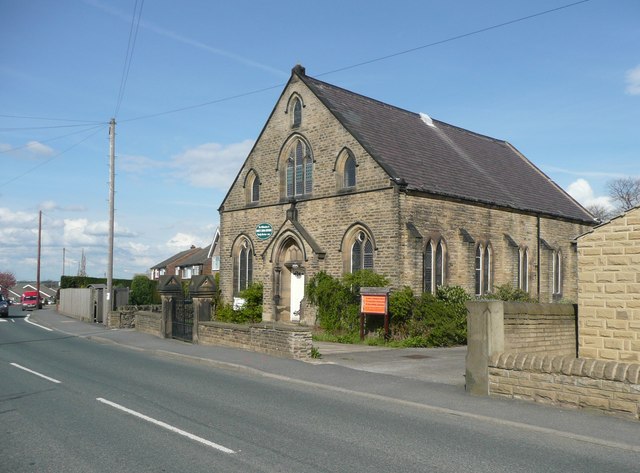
[0,294,9,317]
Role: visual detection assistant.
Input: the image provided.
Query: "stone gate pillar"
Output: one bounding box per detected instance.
[157,275,183,339]
[189,275,217,344]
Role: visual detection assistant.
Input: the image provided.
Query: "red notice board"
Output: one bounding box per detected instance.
[361,294,388,315]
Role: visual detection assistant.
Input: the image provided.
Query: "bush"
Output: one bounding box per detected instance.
[485,283,535,302]
[129,275,159,305]
[215,283,263,324]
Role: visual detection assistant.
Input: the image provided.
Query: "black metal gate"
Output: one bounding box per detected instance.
[172,298,193,342]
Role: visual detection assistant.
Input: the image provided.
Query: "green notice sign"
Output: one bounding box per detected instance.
[256,223,273,240]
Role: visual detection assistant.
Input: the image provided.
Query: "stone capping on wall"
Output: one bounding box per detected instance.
[489,351,640,419]
[490,352,640,384]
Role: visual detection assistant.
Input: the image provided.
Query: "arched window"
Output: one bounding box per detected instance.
[553,250,562,295]
[286,139,312,197]
[251,176,260,202]
[351,230,374,272]
[344,153,356,188]
[475,243,492,296]
[518,247,529,292]
[233,238,253,295]
[424,239,446,294]
[292,97,302,128]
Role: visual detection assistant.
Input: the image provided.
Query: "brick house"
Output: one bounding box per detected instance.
[218,65,595,324]
[150,246,201,280]
[577,205,640,362]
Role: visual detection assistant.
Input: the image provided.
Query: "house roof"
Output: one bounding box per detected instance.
[178,245,211,267]
[296,66,594,224]
[151,247,201,270]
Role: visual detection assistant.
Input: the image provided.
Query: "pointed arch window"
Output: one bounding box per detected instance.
[552,250,562,295]
[286,139,313,197]
[249,173,260,203]
[344,153,356,188]
[233,238,253,295]
[351,231,374,272]
[424,239,446,294]
[292,97,302,128]
[475,243,492,296]
[518,247,529,292]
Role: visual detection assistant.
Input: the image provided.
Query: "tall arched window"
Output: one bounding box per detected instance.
[292,97,302,128]
[351,230,374,272]
[475,243,491,296]
[553,250,562,295]
[233,238,253,295]
[518,247,529,292]
[344,153,356,188]
[424,239,445,294]
[286,139,312,197]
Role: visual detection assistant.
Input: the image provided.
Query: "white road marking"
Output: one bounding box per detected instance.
[10,363,62,384]
[96,398,235,454]
[24,314,53,331]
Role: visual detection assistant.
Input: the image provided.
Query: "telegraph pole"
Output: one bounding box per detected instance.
[37,210,42,308]
[106,118,116,322]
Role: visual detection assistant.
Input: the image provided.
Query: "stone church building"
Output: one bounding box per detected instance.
[218,65,595,324]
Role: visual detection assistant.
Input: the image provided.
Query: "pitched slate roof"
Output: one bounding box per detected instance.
[178,245,211,267]
[151,247,200,270]
[297,68,594,224]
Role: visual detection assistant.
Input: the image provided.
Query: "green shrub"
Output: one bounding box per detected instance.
[485,283,535,302]
[129,275,159,305]
[214,283,263,324]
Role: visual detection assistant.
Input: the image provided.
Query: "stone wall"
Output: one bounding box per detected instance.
[135,311,163,337]
[577,206,640,362]
[489,352,640,419]
[503,302,576,355]
[198,321,312,359]
[467,300,640,420]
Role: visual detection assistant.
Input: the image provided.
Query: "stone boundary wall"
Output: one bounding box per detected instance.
[503,302,576,355]
[489,352,640,420]
[135,311,163,337]
[198,321,312,359]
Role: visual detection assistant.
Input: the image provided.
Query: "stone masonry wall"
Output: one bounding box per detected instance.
[503,302,576,355]
[135,311,163,337]
[489,352,640,419]
[578,207,640,362]
[198,321,312,360]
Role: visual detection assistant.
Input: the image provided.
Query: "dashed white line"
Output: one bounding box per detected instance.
[10,363,62,384]
[96,398,235,454]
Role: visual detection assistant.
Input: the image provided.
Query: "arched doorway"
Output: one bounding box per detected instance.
[274,237,304,323]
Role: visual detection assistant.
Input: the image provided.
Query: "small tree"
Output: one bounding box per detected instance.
[129,275,158,305]
[607,177,640,212]
[0,271,17,298]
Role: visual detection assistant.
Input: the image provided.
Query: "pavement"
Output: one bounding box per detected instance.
[25,307,467,387]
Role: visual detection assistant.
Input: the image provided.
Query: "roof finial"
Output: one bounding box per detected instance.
[292,64,306,76]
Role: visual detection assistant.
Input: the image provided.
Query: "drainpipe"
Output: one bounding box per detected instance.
[537,215,541,301]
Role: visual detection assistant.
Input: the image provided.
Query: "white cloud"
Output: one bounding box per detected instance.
[625,65,640,95]
[172,140,253,189]
[166,232,203,250]
[566,178,614,210]
[25,141,54,156]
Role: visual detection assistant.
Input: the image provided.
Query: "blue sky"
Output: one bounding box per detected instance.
[1,0,638,282]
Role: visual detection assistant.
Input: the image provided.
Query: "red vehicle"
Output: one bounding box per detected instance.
[21,291,41,311]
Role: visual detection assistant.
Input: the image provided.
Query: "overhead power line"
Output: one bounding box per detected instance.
[0,114,104,124]
[114,0,145,118]
[0,124,107,187]
[0,124,107,155]
[120,0,592,124]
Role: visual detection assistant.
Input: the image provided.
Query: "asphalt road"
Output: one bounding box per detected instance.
[2,307,639,472]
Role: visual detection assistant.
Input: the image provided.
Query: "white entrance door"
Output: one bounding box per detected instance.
[289,272,305,322]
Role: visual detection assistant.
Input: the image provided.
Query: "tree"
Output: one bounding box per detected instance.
[607,177,640,212]
[0,271,17,298]
[586,203,614,222]
[129,274,158,305]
